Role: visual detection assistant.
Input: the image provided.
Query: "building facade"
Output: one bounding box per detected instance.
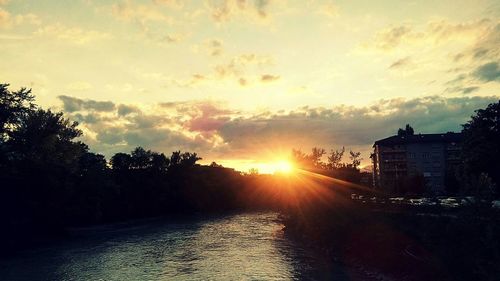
[372,132,462,194]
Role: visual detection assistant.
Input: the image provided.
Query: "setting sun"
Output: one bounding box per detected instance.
[257,160,294,174]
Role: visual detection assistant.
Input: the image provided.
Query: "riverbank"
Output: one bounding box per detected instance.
[282,201,500,281]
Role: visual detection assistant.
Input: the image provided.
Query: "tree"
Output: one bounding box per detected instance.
[327,147,345,169]
[397,124,415,137]
[79,152,107,174]
[7,109,86,169]
[111,152,132,171]
[150,152,169,172]
[180,152,201,167]
[309,147,326,168]
[131,147,152,169]
[461,100,500,196]
[0,84,36,141]
[349,150,362,169]
[209,161,223,168]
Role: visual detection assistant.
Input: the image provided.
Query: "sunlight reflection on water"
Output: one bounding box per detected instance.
[0,212,351,281]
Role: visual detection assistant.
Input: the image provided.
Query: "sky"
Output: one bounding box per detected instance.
[1,0,499,172]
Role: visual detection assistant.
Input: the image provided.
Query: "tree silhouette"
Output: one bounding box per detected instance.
[111,152,132,171]
[327,147,345,169]
[397,124,415,136]
[349,150,362,169]
[0,84,36,140]
[461,100,500,196]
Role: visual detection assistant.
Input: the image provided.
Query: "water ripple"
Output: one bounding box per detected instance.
[0,212,352,281]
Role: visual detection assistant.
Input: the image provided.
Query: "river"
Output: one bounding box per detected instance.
[0,212,362,280]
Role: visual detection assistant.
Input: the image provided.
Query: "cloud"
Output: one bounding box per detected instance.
[473,61,500,82]
[364,19,499,93]
[461,86,480,94]
[216,95,498,159]
[445,85,481,95]
[96,126,125,145]
[111,1,174,25]
[117,104,139,116]
[238,77,247,86]
[260,74,280,82]
[183,102,233,133]
[172,53,276,86]
[388,57,412,69]
[205,0,274,23]
[162,33,184,43]
[58,95,116,112]
[35,23,110,44]
[152,0,184,9]
[206,39,223,56]
[317,2,339,18]
[367,19,495,51]
[370,25,413,50]
[58,94,498,166]
[0,8,9,28]
[109,0,188,43]
[0,7,40,29]
[73,112,102,124]
[452,21,500,62]
[70,99,225,157]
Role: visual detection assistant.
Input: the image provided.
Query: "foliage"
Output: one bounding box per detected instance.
[397,123,414,137]
[348,150,362,169]
[461,100,500,197]
[0,84,36,141]
[292,147,364,184]
[327,146,344,169]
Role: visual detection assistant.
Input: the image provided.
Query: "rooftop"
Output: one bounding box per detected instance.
[373,132,463,147]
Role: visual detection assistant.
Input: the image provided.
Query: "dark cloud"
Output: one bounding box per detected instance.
[461,86,480,94]
[217,96,498,158]
[96,127,125,145]
[473,48,489,59]
[473,61,500,82]
[73,113,101,124]
[62,94,498,165]
[117,104,139,116]
[58,95,115,112]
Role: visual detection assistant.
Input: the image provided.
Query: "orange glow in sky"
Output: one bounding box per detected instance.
[256,160,294,174]
[1,0,498,171]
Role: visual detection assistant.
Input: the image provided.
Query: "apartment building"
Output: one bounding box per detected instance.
[372,132,462,194]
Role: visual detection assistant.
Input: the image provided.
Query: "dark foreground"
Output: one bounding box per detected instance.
[283,199,500,281]
[0,212,373,281]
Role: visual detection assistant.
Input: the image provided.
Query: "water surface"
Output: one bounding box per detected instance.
[0,212,356,280]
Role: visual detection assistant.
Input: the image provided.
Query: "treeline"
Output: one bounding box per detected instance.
[290,146,371,186]
[0,84,287,253]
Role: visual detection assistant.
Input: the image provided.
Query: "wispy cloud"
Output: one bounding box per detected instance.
[35,23,111,44]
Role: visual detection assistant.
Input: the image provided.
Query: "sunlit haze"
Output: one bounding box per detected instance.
[1,0,499,172]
